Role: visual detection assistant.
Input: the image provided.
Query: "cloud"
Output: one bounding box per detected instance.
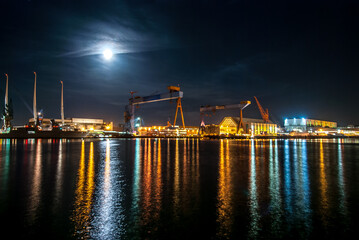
[51,4,177,58]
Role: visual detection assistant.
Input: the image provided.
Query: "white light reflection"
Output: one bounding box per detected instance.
[337,139,348,222]
[293,139,312,237]
[248,139,260,239]
[299,140,312,235]
[54,139,65,213]
[268,140,282,236]
[284,140,292,215]
[92,139,124,239]
[132,138,141,215]
[28,139,42,225]
[128,138,142,238]
[142,138,152,224]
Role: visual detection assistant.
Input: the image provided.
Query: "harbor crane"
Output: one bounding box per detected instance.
[253,96,270,123]
[199,101,251,134]
[124,86,185,133]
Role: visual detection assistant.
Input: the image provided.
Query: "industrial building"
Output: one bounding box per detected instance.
[201,124,220,135]
[284,118,337,132]
[28,117,113,131]
[337,127,359,136]
[219,117,277,136]
[137,126,198,137]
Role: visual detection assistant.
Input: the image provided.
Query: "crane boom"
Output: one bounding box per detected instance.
[200,101,251,113]
[130,91,183,105]
[254,96,269,123]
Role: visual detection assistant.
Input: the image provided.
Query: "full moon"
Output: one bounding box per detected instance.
[103,49,113,60]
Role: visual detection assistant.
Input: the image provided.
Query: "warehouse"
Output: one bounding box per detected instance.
[219,117,277,136]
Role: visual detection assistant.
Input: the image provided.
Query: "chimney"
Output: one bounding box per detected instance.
[33,72,37,124]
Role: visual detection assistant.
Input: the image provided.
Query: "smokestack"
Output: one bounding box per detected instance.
[33,72,37,123]
[5,73,8,107]
[60,81,64,125]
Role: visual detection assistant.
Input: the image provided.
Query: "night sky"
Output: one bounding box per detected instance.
[1,0,358,127]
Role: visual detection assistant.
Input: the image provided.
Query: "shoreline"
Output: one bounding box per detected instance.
[1,134,358,140]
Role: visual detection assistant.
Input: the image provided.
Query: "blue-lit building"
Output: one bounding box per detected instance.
[284,118,337,132]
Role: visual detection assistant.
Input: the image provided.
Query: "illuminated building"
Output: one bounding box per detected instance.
[202,124,220,135]
[28,117,113,131]
[284,118,337,133]
[337,127,359,136]
[219,117,277,136]
[138,126,198,136]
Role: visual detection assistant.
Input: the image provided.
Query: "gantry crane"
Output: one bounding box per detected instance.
[124,86,185,133]
[253,96,270,123]
[199,101,251,134]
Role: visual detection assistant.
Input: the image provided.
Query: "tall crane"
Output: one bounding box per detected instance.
[199,101,251,134]
[2,73,13,131]
[124,86,185,133]
[253,96,270,123]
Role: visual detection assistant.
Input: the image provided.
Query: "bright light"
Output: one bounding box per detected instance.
[103,49,113,60]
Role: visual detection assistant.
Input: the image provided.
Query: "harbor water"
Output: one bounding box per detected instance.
[0,138,359,239]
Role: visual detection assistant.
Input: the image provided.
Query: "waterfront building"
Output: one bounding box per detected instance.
[337,127,359,136]
[284,118,337,132]
[138,126,198,136]
[219,117,277,136]
[28,117,113,131]
[202,124,220,135]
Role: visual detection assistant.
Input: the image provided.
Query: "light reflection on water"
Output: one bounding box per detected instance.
[248,139,260,239]
[319,139,329,228]
[72,141,95,238]
[268,139,282,237]
[28,139,42,224]
[0,138,358,239]
[217,139,233,239]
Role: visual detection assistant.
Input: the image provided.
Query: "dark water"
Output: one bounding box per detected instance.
[0,138,359,239]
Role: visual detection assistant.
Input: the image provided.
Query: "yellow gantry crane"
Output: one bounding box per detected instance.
[168,86,185,129]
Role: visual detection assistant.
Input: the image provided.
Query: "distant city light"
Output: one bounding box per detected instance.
[103,49,113,60]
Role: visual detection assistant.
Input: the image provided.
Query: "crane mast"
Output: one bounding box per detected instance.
[254,96,269,123]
